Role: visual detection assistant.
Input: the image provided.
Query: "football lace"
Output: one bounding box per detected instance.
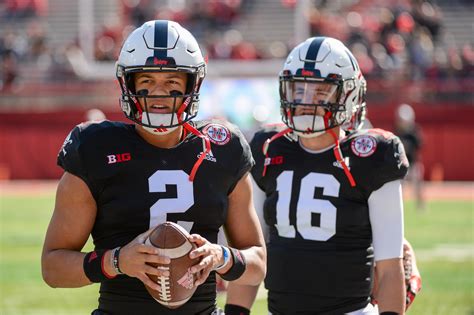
[157,267,171,301]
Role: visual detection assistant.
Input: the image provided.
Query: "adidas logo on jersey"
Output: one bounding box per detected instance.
[197,151,216,163]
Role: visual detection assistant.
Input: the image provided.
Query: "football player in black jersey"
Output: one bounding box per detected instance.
[227,37,408,314]
[41,20,266,315]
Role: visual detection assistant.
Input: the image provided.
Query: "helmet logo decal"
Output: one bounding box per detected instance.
[145,56,176,66]
[153,58,168,65]
[295,68,321,77]
[351,135,377,157]
[202,124,231,145]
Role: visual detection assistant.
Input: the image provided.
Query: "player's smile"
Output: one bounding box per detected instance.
[295,105,326,116]
[147,103,175,114]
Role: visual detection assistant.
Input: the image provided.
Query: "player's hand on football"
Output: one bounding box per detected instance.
[118,228,171,291]
[188,234,223,286]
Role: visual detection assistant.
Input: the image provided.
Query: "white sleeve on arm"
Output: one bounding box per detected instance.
[252,177,269,241]
[368,180,404,261]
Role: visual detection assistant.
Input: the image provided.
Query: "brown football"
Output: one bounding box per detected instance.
[144,221,200,309]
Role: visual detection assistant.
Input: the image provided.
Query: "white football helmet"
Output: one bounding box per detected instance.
[280,37,364,137]
[344,74,367,131]
[116,20,206,130]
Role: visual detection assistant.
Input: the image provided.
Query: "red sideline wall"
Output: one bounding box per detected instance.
[368,103,474,181]
[0,104,473,181]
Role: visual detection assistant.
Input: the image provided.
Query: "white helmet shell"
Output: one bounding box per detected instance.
[282,37,359,80]
[280,37,364,135]
[117,20,205,70]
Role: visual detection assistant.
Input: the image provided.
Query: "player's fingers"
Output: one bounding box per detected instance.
[156,266,171,277]
[136,243,161,255]
[143,264,169,277]
[189,243,212,259]
[142,265,160,276]
[189,234,207,246]
[137,273,160,291]
[194,269,211,286]
[190,255,212,274]
[144,253,170,265]
[193,270,205,286]
[136,227,156,244]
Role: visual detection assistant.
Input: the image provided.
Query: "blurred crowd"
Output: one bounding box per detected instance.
[1,0,473,91]
[106,0,259,60]
[306,0,473,80]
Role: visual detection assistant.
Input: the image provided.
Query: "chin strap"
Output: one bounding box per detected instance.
[262,128,292,176]
[327,128,356,187]
[183,122,211,181]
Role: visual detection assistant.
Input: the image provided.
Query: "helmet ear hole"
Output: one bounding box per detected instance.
[185,73,196,95]
[126,73,137,94]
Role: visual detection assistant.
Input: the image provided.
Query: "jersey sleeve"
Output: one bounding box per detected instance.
[371,134,409,190]
[57,124,89,184]
[347,129,409,194]
[249,130,268,191]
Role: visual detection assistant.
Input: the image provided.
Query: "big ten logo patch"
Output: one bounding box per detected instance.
[264,155,284,166]
[107,153,131,164]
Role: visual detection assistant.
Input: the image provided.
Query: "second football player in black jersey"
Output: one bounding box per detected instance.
[41,20,265,315]
[227,37,408,314]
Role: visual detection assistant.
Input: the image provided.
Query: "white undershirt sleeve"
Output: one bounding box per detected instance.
[368,179,404,261]
[252,177,269,241]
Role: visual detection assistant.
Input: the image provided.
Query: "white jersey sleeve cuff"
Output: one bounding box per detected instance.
[368,180,404,261]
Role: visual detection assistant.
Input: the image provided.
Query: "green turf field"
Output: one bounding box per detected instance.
[0,192,472,314]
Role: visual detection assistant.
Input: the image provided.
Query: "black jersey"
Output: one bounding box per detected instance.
[57,120,254,315]
[250,125,408,314]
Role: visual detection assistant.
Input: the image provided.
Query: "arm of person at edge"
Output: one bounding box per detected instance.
[225,177,268,309]
[369,180,406,314]
[188,172,266,287]
[41,172,169,291]
[373,238,422,311]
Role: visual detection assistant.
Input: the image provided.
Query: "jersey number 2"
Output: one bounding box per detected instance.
[148,170,194,232]
[276,171,339,241]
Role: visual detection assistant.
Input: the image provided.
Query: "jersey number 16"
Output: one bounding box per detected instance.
[276,171,339,241]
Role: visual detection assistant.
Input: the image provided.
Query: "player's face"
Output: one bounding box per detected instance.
[291,82,337,116]
[134,72,188,113]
